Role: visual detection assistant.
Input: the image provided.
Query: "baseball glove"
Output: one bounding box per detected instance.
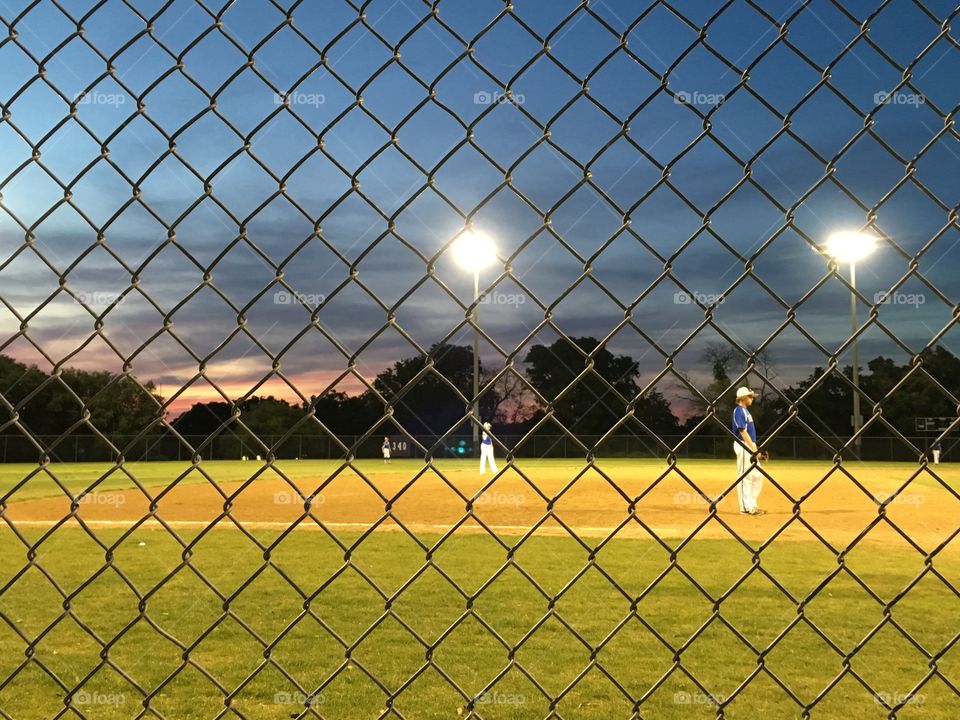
[757,450,769,462]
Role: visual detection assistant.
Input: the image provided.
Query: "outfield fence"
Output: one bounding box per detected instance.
[0,433,956,463]
[2,1,959,719]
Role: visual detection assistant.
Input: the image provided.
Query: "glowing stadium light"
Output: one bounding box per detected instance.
[824,230,878,263]
[452,230,498,272]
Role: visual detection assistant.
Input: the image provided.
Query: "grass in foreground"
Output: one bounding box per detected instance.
[0,528,957,719]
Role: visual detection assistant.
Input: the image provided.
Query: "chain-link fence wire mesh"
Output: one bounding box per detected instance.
[1,0,960,717]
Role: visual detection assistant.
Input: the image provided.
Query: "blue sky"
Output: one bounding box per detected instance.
[1,0,959,416]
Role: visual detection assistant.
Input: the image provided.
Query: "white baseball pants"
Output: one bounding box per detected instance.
[734,442,763,512]
[480,444,497,473]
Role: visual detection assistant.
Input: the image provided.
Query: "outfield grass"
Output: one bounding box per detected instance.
[0,526,958,719]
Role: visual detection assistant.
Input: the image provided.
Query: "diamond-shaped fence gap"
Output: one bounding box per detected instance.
[585,136,663,213]
[390,190,464,259]
[356,234,430,309]
[163,289,240,362]
[551,564,630,649]
[0,246,61,317]
[626,183,704,258]
[550,465,630,535]
[189,612,270,690]
[325,23,398,92]
[630,466,723,541]
[348,528,429,598]
[764,614,846,700]
[744,132,829,210]
[379,466,465,536]
[69,662,142,717]
[879,472,960,550]
[836,134,914,209]
[668,137,748,215]
[209,152,285,220]
[589,229,663,304]
[548,283,623,341]
[471,561,548,647]
[308,564,388,645]
[429,144,506,213]
[390,285,468,351]
[634,564,724,647]
[912,36,960,109]
[468,190,546,256]
[266,611,345,686]
[595,612,675,695]
[850,621,933,703]
[6,78,68,143]
[146,563,228,644]
[139,72,212,140]
[784,0,862,64]
[719,569,800,648]
[801,567,886,653]
[914,133,960,207]
[433,616,510,702]
[548,98,622,169]
[230,662,323,719]
[318,189,391,263]
[872,95,948,162]
[392,107,465,174]
[548,8,622,79]
[667,229,741,297]
[349,614,429,693]
[149,662,228,719]
[0,166,67,235]
[878,184,954,254]
[67,562,141,638]
[891,569,960,656]
[179,33,251,99]
[872,0,947,66]
[429,533,508,598]
[39,118,106,187]
[672,618,762,702]
[512,613,593,698]
[723,671,803,718]
[557,666,636,718]
[507,146,584,215]
[390,563,467,645]
[790,94,868,168]
[0,555,69,637]
[708,182,787,255]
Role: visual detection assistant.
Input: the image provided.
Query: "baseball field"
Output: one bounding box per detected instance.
[0,458,957,718]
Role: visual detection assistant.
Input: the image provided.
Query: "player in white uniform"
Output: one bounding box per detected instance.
[732,387,766,515]
[480,422,497,473]
[931,442,942,465]
[381,436,391,463]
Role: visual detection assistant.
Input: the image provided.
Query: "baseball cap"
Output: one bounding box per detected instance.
[736,387,757,399]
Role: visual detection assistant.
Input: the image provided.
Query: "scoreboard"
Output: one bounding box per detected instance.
[387,437,413,458]
[915,417,955,432]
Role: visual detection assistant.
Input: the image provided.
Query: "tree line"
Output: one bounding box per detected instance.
[1,340,957,450]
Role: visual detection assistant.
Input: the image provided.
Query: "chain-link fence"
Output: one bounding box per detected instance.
[1,0,960,718]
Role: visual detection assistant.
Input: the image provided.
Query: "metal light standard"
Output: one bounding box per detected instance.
[825,230,878,454]
[452,230,498,456]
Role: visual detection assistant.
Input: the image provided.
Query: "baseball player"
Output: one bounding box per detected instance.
[479,422,497,474]
[381,436,391,464]
[931,442,942,465]
[732,387,766,515]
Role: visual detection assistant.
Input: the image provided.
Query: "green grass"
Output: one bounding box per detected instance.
[0,527,958,719]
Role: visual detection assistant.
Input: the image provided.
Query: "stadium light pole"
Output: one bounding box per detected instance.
[825,230,878,455]
[452,229,498,457]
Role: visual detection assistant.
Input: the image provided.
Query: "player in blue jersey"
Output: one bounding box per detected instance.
[480,422,498,473]
[732,387,766,515]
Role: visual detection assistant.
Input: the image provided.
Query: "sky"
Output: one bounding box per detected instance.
[0,0,959,419]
